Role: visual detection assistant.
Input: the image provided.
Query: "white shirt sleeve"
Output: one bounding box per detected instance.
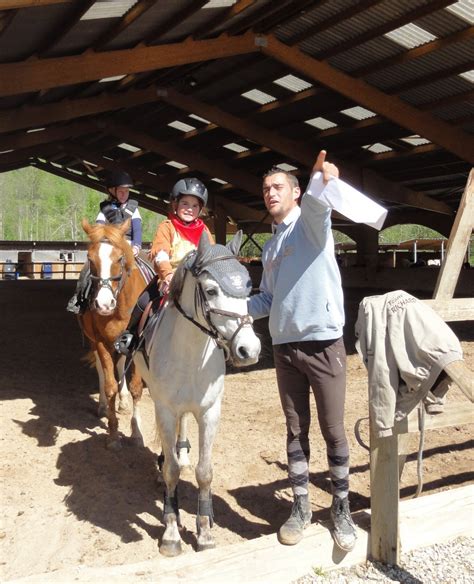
[306,172,388,230]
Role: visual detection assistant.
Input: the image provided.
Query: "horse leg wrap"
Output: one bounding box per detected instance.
[196,495,214,532]
[176,439,191,453]
[164,489,180,525]
[157,452,165,471]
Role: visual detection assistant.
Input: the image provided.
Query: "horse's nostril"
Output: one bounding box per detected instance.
[238,346,249,359]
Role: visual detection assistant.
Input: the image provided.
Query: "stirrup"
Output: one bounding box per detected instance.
[66,295,81,314]
[114,332,136,356]
[66,302,81,314]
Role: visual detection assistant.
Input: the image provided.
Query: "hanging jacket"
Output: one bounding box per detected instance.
[355,290,463,437]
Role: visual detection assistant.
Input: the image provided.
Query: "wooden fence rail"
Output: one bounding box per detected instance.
[369,169,473,564]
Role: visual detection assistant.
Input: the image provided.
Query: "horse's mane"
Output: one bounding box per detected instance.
[87,223,135,271]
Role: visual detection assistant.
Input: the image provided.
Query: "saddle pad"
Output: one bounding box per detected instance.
[135,256,156,286]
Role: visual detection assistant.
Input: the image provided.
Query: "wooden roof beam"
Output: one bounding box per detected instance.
[34,159,169,216]
[56,140,171,214]
[193,0,258,39]
[160,87,313,166]
[354,26,474,78]
[158,88,453,215]
[230,0,317,35]
[0,0,71,8]
[102,121,269,224]
[59,138,266,225]
[0,86,161,134]
[0,120,94,152]
[389,61,474,95]
[288,0,383,45]
[0,144,55,168]
[262,34,474,164]
[0,31,259,97]
[316,0,454,61]
[107,121,262,196]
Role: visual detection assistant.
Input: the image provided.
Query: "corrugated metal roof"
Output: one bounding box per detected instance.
[366,38,474,90]
[0,0,471,226]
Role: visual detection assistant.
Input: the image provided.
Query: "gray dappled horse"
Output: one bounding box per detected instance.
[133,231,261,555]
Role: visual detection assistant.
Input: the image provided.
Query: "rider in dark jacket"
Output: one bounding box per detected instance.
[66,169,142,314]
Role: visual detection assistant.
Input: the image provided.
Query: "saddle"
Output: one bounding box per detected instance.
[135,255,156,286]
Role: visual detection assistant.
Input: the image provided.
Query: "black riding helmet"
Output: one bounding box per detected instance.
[105,169,134,189]
[171,178,208,207]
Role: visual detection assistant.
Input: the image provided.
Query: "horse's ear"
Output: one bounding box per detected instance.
[82,218,92,235]
[197,230,211,256]
[226,230,243,256]
[119,218,131,235]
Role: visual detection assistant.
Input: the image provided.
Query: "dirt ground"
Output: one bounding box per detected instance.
[1,281,473,582]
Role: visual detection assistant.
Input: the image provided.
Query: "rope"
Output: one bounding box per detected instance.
[354,416,370,452]
[414,405,425,498]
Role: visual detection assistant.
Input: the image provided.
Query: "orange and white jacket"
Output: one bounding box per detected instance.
[149,219,213,281]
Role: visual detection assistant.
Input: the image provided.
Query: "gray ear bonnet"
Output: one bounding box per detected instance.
[188,243,252,298]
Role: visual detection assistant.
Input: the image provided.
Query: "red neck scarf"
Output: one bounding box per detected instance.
[169,214,206,247]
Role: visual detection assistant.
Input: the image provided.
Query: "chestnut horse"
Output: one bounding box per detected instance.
[78,218,147,450]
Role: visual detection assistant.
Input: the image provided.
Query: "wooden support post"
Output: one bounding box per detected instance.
[433,169,473,299]
[370,427,400,564]
[213,205,227,245]
[355,225,379,278]
[397,433,413,479]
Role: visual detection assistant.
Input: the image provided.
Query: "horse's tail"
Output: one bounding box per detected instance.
[81,350,96,368]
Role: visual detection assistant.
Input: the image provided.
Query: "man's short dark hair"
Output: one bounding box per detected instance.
[263,166,300,189]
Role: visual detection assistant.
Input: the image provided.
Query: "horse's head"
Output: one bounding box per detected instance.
[82,218,135,316]
[170,231,261,367]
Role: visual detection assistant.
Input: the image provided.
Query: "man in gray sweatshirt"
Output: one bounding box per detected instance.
[248,150,356,552]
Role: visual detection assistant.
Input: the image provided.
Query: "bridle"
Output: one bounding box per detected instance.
[89,243,129,304]
[173,255,253,361]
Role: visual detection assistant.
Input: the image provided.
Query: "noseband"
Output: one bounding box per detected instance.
[173,256,253,361]
[89,243,129,303]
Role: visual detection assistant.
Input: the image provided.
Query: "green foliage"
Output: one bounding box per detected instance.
[239,233,272,258]
[0,167,164,241]
[1,169,471,263]
[379,224,443,243]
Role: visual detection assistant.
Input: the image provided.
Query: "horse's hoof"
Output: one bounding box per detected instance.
[159,539,182,557]
[106,437,122,451]
[130,436,145,448]
[197,539,216,552]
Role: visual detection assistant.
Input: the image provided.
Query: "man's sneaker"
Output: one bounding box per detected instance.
[330,496,357,552]
[114,331,136,356]
[278,494,312,545]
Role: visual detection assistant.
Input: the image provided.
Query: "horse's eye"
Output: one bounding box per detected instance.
[206,288,218,297]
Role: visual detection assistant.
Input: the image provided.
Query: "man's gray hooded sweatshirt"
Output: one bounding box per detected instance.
[248,186,344,344]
